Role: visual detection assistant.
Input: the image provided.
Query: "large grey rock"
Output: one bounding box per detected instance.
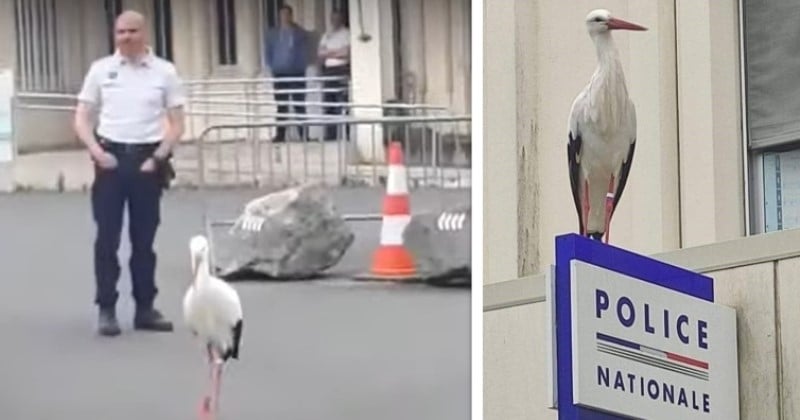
[212,183,355,279]
[403,204,471,287]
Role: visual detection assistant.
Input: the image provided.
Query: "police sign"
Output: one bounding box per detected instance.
[549,234,739,419]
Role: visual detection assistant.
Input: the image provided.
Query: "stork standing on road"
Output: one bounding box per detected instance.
[567,9,647,243]
[183,235,244,419]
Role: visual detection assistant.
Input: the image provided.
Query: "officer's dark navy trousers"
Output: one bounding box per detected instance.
[91,140,162,310]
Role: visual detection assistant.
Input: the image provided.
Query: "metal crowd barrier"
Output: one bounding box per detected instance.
[12,80,472,191]
[176,115,472,190]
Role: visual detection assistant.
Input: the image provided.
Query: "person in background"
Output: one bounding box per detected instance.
[265,5,310,143]
[73,10,183,336]
[317,9,351,141]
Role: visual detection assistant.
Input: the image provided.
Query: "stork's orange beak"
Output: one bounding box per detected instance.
[608,17,647,31]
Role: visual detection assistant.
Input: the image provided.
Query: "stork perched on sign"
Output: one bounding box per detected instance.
[567,9,647,243]
[183,235,244,420]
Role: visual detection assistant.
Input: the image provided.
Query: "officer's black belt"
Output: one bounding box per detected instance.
[99,137,160,154]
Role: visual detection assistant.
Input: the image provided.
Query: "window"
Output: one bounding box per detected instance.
[391,0,403,100]
[330,0,349,27]
[153,0,173,61]
[741,0,800,233]
[14,0,62,92]
[216,0,237,65]
[105,0,122,53]
[263,0,284,29]
[259,0,283,68]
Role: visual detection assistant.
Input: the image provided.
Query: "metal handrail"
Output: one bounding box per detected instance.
[187,88,348,96]
[187,98,447,110]
[15,92,77,100]
[184,75,349,85]
[186,111,352,120]
[15,104,76,111]
[11,104,446,116]
[15,98,449,114]
[14,86,349,100]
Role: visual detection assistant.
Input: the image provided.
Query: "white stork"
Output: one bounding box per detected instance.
[567,9,647,243]
[183,234,244,419]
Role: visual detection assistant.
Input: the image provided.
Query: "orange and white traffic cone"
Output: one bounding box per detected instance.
[356,141,419,282]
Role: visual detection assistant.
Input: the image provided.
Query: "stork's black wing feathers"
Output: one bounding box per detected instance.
[222,319,243,361]
[567,130,584,235]
[612,140,636,214]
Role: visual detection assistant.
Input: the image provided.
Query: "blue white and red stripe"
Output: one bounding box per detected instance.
[596,332,709,381]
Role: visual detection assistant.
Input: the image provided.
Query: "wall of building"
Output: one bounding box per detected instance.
[0,2,15,71]
[10,0,471,160]
[483,0,745,283]
[12,0,110,154]
[0,0,16,171]
[348,0,471,163]
[484,227,800,420]
[483,0,519,283]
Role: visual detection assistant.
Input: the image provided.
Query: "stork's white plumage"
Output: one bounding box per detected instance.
[567,9,647,243]
[183,234,243,419]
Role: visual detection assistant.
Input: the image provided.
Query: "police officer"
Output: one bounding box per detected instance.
[73,10,184,336]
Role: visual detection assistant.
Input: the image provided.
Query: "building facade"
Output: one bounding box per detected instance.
[3,0,471,160]
[484,0,800,419]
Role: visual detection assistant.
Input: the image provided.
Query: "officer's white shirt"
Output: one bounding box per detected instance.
[77,49,185,144]
[318,27,350,67]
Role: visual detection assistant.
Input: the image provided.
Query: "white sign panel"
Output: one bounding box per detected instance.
[545,264,557,409]
[570,260,739,419]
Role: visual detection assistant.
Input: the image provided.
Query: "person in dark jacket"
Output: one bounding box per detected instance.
[265,5,310,142]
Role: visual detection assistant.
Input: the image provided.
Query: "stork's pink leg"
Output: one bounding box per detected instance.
[603,176,616,244]
[582,180,590,237]
[199,396,212,420]
[199,346,216,420]
[213,361,224,414]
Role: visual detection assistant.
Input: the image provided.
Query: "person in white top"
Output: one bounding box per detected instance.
[317,10,351,141]
[73,10,185,337]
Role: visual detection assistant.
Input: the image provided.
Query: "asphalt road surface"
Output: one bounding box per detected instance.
[0,187,471,419]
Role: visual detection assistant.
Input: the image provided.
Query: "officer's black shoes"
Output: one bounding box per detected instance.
[98,307,121,337]
[97,306,172,335]
[133,307,174,332]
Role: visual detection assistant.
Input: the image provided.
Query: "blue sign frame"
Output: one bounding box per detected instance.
[554,233,714,419]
